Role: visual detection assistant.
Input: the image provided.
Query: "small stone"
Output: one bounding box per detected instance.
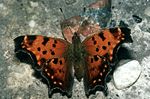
[65,0,76,5]
[29,20,36,28]
[0,3,7,10]
[113,60,141,90]
[30,1,38,7]
[132,15,142,23]
[144,7,150,16]
[0,3,4,8]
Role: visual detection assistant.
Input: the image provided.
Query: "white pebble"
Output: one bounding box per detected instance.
[113,60,141,89]
[144,7,150,16]
[30,1,38,7]
[29,20,36,28]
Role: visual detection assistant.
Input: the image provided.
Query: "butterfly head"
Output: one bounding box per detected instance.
[72,32,81,42]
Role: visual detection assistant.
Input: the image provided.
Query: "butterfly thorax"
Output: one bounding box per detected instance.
[71,32,87,81]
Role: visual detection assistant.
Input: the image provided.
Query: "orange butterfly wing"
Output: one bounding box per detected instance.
[82,27,133,97]
[14,35,74,97]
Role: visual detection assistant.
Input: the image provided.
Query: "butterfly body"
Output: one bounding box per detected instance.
[71,32,87,81]
[14,27,132,97]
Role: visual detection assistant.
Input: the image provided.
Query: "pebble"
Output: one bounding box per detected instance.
[132,15,142,23]
[29,20,36,28]
[144,7,150,16]
[30,1,38,7]
[113,60,142,89]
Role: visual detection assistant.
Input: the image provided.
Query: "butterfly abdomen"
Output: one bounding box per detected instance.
[72,33,87,81]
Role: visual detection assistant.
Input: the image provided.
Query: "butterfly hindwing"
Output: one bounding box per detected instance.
[82,27,133,97]
[14,35,74,97]
[83,55,110,97]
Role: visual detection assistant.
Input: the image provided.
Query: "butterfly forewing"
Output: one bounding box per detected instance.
[14,35,74,97]
[83,28,129,61]
[82,27,132,97]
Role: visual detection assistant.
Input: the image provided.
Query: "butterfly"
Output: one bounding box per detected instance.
[14,27,133,98]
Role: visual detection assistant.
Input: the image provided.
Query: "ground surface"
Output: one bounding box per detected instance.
[0,0,150,99]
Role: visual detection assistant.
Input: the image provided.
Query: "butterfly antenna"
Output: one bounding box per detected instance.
[59,8,68,40]
[60,8,66,20]
[59,8,74,41]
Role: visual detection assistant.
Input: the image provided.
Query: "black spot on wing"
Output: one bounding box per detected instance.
[37,47,41,51]
[27,36,37,45]
[94,55,99,61]
[99,32,106,41]
[59,60,63,65]
[108,42,111,45]
[91,58,94,63]
[93,41,97,45]
[109,28,118,34]
[92,37,95,41]
[96,48,99,52]
[50,49,55,55]
[42,37,49,46]
[102,46,107,50]
[52,44,56,48]
[42,50,47,55]
[54,40,57,44]
[53,58,58,64]
[51,51,55,55]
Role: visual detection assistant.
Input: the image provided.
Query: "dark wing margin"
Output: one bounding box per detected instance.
[14,36,38,67]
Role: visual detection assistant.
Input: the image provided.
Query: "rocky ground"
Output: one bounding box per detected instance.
[0,0,150,99]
